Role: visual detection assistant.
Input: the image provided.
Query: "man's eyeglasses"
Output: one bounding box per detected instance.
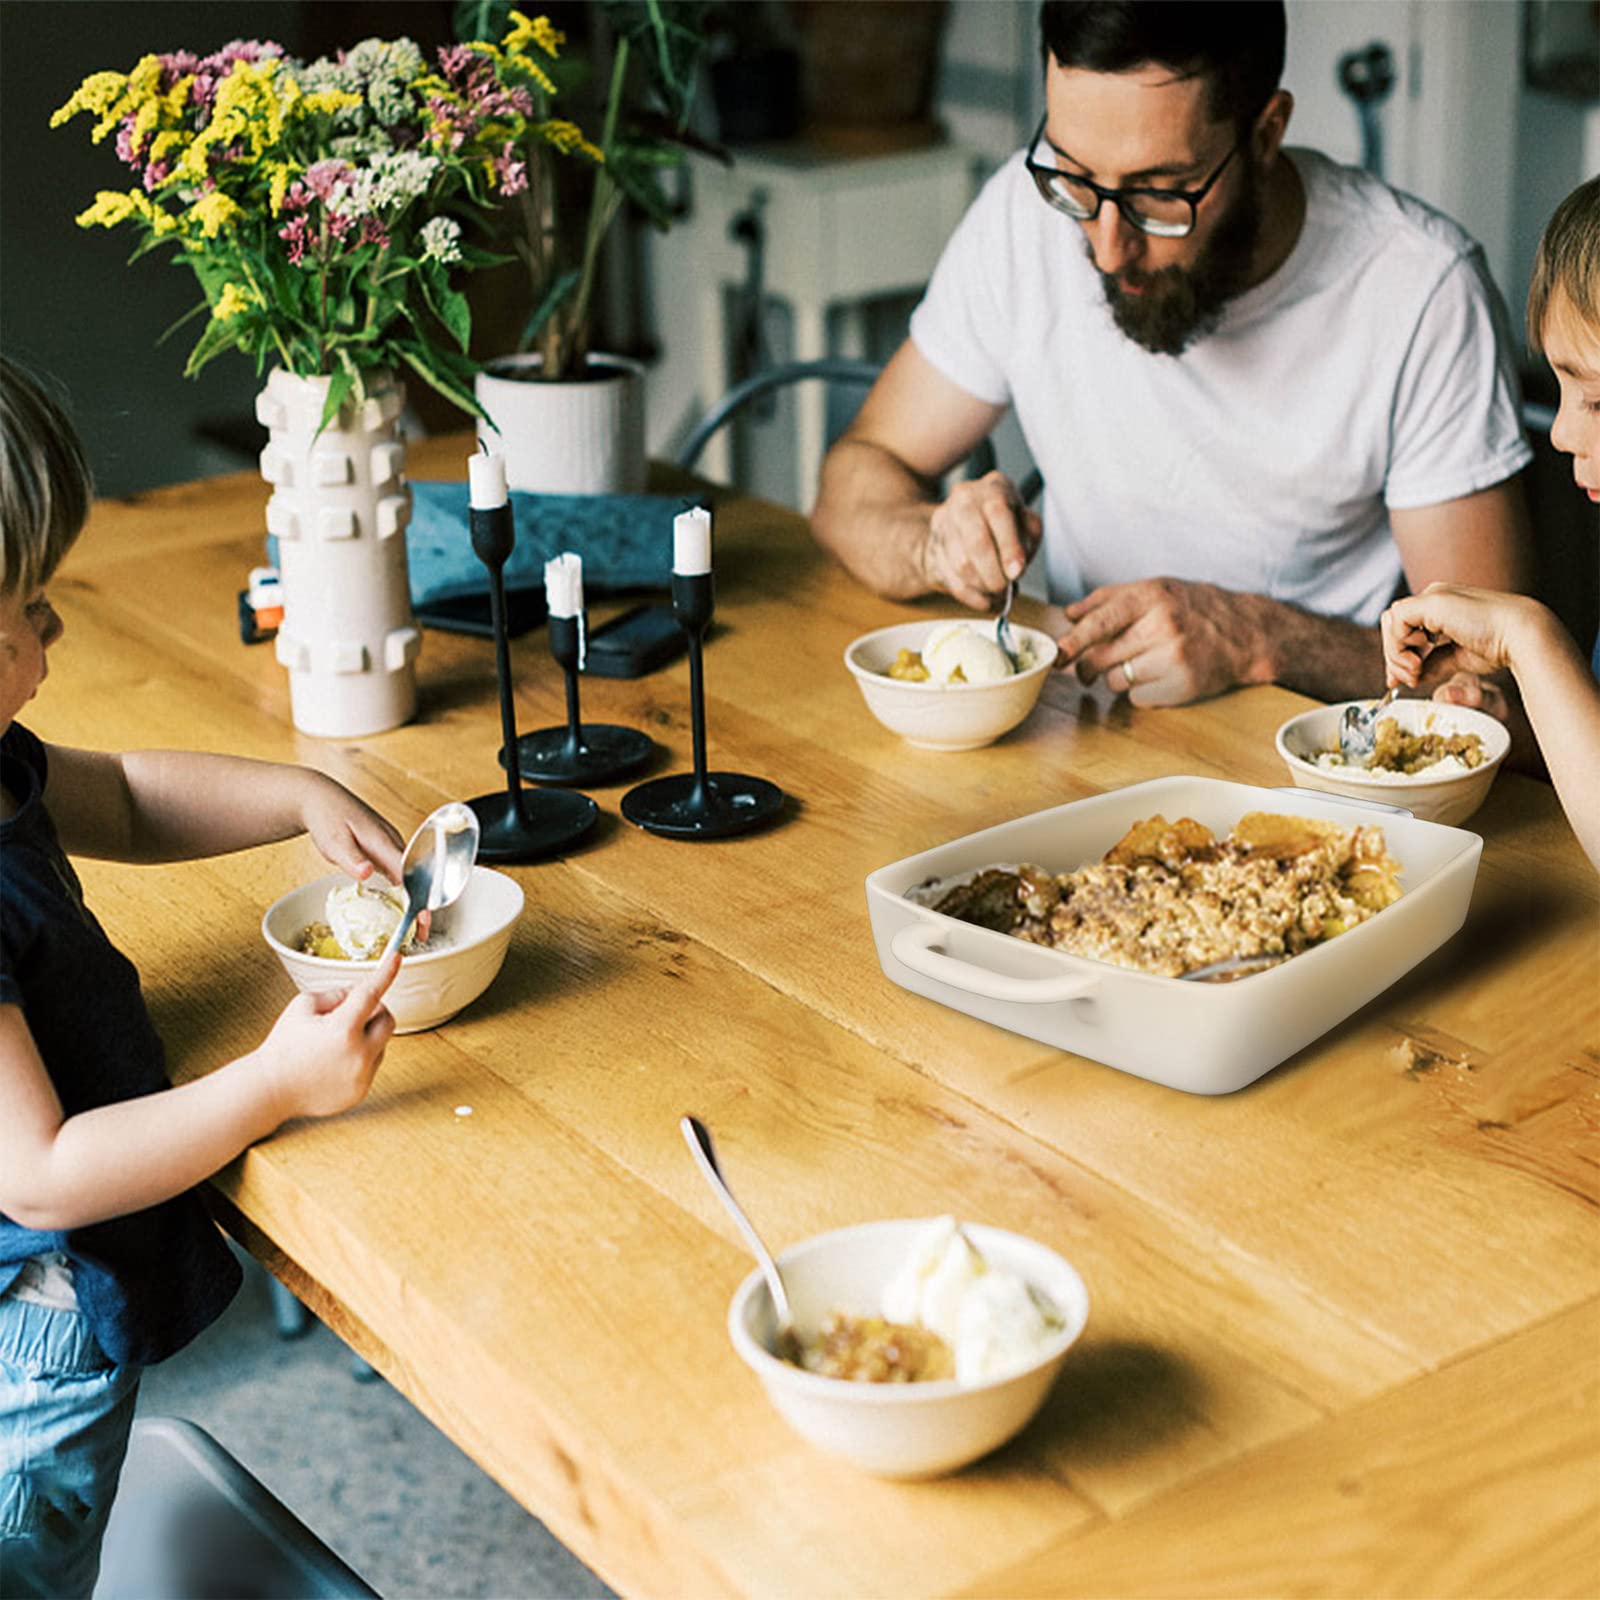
[1023,115,1242,239]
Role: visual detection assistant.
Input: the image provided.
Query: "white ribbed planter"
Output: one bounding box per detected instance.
[474,352,646,494]
[255,369,421,739]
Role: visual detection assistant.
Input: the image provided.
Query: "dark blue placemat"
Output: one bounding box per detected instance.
[405,482,682,605]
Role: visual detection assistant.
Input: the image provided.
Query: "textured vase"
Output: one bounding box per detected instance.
[255,369,421,738]
[473,352,646,494]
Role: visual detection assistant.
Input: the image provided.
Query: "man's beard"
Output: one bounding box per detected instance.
[1094,168,1265,356]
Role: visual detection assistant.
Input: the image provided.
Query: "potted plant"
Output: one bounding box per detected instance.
[456,2,716,493]
[51,32,593,735]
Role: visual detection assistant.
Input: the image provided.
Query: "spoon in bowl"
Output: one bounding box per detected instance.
[994,579,1020,671]
[380,801,481,961]
[1338,685,1400,764]
[680,1115,800,1363]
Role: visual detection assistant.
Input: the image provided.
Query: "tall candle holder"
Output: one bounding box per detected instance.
[621,509,784,840]
[464,456,598,861]
[506,553,654,787]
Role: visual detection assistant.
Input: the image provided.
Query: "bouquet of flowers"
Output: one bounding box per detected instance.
[51,20,601,429]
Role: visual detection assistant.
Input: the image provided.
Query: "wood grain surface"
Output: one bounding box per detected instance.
[35,436,1600,1599]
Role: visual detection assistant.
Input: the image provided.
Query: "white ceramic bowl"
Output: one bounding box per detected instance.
[261,867,524,1034]
[1275,698,1510,826]
[728,1218,1089,1479]
[844,620,1058,751]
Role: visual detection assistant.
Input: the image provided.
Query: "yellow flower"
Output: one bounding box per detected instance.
[187,190,241,239]
[266,161,296,216]
[51,71,128,129]
[300,88,361,118]
[74,189,140,229]
[504,11,563,59]
[541,119,602,163]
[212,283,259,320]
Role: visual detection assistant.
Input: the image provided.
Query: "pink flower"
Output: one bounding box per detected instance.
[358,215,390,249]
[142,159,171,193]
[303,159,352,202]
[494,142,528,196]
[277,213,312,266]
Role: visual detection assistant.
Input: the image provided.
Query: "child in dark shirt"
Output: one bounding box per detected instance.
[0,357,407,1597]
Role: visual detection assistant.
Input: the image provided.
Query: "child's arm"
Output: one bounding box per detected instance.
[40,748,407,883]
[1383,586,1600,869]
[0,951,399,1232]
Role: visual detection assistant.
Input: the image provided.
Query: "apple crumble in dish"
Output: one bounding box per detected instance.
[927,812,1403,980]
[798,1312,955,1383]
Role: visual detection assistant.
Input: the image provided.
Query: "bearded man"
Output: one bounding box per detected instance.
[810,0,1535,706]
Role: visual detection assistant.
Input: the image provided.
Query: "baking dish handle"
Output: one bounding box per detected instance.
[891,923,1098,1003]
[1271,785,1413,818]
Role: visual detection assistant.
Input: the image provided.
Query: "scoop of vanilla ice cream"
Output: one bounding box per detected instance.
[325,879,409,959]
[921,622,1015,686]
[881,1216,988,1344]
[955,1269,1061,1384]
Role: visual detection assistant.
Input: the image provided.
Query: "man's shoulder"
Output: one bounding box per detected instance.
[1293,148,1481,281]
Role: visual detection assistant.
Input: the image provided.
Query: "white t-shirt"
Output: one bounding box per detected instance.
[909,148,1533,625]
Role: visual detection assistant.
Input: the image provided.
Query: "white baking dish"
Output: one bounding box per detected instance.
[864,776,1482,1095]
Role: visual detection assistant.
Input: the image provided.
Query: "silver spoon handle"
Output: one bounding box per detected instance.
[680,1115,792,1327]
[379,901,419,962]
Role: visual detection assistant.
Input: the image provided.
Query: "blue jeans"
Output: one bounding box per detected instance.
[0,1295,139,1600]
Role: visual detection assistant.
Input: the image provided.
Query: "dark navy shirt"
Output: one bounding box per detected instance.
[0,723,239,1365]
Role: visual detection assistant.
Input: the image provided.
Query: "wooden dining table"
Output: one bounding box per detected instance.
[41,434,1599,1598]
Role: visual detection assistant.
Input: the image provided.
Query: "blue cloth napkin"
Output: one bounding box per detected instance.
[404,482,684,605]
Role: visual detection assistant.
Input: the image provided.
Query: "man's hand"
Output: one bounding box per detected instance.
[922,472,1042,611]
[1056,578,1265,706]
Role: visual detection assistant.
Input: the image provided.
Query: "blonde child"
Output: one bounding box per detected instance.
[1382,177,1600,871]
[0,358,408,1598]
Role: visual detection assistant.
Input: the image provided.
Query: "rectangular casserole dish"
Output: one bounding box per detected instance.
[864,775,1482,1095]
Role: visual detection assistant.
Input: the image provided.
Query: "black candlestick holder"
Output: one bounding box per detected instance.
[504,612,654,786]
[621,571,785,840]
[466,501,598,861]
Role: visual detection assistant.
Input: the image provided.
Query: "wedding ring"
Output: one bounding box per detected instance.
[1122,659,1138,689]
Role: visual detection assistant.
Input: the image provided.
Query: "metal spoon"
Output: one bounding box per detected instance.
[680,1115,800,1363]
[995,579,1020,670]
[1338,685,1400,764]
[1180,952,1290,983]
[380,801,481,961]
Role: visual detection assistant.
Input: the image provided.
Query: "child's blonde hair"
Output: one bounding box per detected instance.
[1528,175,1600,355]
[1,357,92,599]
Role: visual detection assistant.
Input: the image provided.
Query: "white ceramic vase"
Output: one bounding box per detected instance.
[255,368,421,739]
[473,352,646,494]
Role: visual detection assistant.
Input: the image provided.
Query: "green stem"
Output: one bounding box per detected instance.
[565,35,630,379]
[238,257,293,370]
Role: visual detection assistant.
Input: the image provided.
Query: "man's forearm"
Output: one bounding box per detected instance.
[1241,593,1387,701]
[811,437,939,599]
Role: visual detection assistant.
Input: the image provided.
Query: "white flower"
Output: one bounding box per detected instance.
[344,150,440,217]
[419,216,462,265]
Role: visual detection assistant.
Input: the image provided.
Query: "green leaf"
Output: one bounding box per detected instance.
[182,313,243,378]
[394,341,484,418]
[316,368,356,437]
[520,266,581,348]
[156,299,211,347]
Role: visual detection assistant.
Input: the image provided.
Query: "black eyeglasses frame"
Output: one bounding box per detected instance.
[1023,114,1244,239]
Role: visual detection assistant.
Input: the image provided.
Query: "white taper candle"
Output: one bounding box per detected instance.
[544,552,584,619]
[672,505,712,575]
[468,451,508,510]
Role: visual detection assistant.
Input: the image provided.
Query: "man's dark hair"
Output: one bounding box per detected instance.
[1039,2,1287,133]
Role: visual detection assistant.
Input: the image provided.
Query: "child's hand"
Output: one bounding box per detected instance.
[1380,585,1538,691]
[302,776,408,885]
[256,950,400,1121]
[1431,669,1512,723]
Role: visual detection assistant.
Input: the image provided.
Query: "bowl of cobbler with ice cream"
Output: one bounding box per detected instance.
[844,619,1058,751]
[262,868,524,1033]
[728,1215,1088,1478]
[1275,697,1510,826]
